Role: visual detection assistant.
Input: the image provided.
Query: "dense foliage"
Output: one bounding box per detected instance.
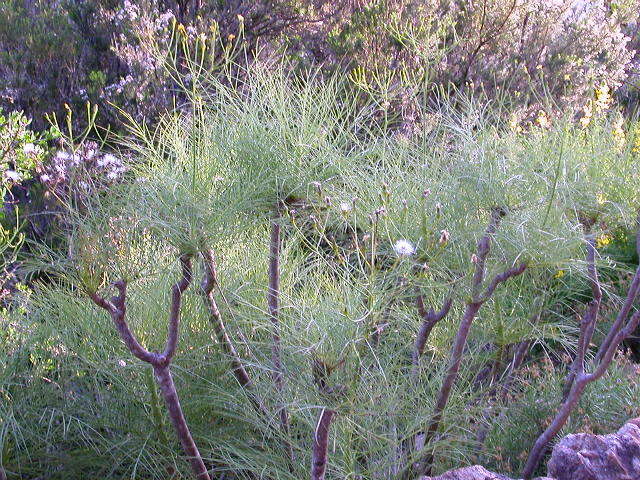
[2,1,640,479]
[2,0,640,130]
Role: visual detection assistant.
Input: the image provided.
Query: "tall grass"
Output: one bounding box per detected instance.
[2,63,640,479]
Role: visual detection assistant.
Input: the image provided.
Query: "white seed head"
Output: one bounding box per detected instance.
[393,239,415,257]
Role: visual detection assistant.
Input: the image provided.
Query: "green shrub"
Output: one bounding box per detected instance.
[2,65,638,479]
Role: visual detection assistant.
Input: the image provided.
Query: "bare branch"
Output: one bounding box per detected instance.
[411,206,526,477]
[154,365,211,480]
[478,262,528,303]
[88,291,117,314]
[412,296,453,375]
[200,249,254,388]
[311,408,336,480]
[162,254,193,364]
[588,310,640,382]
[267,216,294,465]
[523,222,640,479]
[470,206,506,298]
[88,258,211,480]
[561,233,602,399]
[89,281,157,364]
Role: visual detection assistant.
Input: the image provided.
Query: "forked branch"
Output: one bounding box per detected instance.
[411,207,528,477]
[562,230,601,400]
[89,255,211,480]
[412,295,453,376]
[522,220,640,479]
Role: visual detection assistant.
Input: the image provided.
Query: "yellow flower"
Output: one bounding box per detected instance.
[595,84,612,111]
[564,74,571,81]
[509,114,523,133]
[596,192,607,205]
[596,233,612,249]
[554,270,565,279]
[633,126,640,153]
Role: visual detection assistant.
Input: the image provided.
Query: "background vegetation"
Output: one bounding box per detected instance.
[2,1,640,479]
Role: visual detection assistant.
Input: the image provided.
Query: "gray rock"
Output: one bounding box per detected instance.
[420,465,554,480]
[547,418,640,480]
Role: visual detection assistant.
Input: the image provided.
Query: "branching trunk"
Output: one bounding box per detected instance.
[411,207,528,477]
[311,408,336,480]
[522,219,640,479]
[154,364,210,480]
[561,227,602,400]
[412,295,453,377]
[89,255,211,480]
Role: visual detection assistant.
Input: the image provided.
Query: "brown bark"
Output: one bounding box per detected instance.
[522,221,640,479]
[267,217,294,465]
[89,255,211,480]
[562,231,601,401]
[311,409,336,480]
[200,249,253,388]
[154,365,210,480]
[200,249,270,418]
[412,296,453,377]
[413,208,528,477]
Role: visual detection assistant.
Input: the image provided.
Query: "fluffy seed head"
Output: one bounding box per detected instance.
[393,239,415,257]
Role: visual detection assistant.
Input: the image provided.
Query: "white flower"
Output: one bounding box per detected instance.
[100,154,120,167]
[23,143,41,155]
[106,171,119,180]
[118,359,127,367]
[339,202,352,214]
[40,174,51,183]
[56,151,71,161]
[3,170,21,182]
[393,239,415,257]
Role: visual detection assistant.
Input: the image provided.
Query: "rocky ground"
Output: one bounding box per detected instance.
[422,418,640,480]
